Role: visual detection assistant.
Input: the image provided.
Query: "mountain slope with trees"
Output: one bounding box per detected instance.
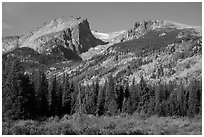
[2,17,202,135]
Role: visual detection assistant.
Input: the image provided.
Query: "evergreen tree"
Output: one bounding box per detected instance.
[48,76,58,116]
[193,79,202,115]
[56,85,63,116]
[104,76,116,115]
[147,85,156,115]
[93,80,100,113]
[3,56,36,120]
[137,76,149,113]
[18,74,36,119]
[62,74,71,115]
[122,81,132,114]
[129,79,139,113]
[155,82,163,116]
[115,83,124,112]
[2,56,25,120]
[33,69,49,117]
[197,80,202,115]
[84,84,91,114]
[96,83,106,116]
[177,83,186,116]
[83,81,99,115]
[77,84,83,114]
[108,99,119,115]
[183,89,189,116]
[187,79,200,117]
[70,81,78,114]
[107,76,118,115]
[168,90,178,116]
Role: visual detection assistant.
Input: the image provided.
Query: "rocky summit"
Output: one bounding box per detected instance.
[3,17,106,61]
[2,17,202,85]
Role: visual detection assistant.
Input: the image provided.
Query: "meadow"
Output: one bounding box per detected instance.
[3,113,202,135]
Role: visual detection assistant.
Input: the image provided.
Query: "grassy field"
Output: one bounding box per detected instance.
[2,113,202,135]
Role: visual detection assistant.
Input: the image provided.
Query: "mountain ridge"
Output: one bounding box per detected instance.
[2,17,202,85]
[3,16,106,61]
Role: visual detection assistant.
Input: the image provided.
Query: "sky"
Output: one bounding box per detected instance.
[2,2,202,36]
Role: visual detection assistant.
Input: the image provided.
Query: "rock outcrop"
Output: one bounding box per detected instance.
[2,36,20,53]
[111,20,164,42]
[112,19,201,43]
[2,17,106,60]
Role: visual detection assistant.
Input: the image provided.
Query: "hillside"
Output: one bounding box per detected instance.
[2,17,202,135]
[35,19,201,85]
[3,18,202,85]
[2,17,202,84]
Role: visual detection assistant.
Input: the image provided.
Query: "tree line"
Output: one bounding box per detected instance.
[2,56,202,121]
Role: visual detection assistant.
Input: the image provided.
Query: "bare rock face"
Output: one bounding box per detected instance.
[111,19,201,44]
[2,17,106,60]
[2,36,20,53]
[112,20,166,42]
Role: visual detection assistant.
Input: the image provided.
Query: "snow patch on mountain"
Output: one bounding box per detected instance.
[91,30,126,42]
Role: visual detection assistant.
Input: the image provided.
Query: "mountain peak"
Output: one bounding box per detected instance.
[132,19,165,30]
[47,16,85,26]
[3,16,105,61]
[132,19,201,30]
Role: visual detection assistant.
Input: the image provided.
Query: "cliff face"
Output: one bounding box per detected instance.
[2,17,106,60]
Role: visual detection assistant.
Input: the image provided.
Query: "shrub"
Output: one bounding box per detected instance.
[61,124,77,135]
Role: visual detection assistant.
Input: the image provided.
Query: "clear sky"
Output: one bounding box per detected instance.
[2,2,202,36]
